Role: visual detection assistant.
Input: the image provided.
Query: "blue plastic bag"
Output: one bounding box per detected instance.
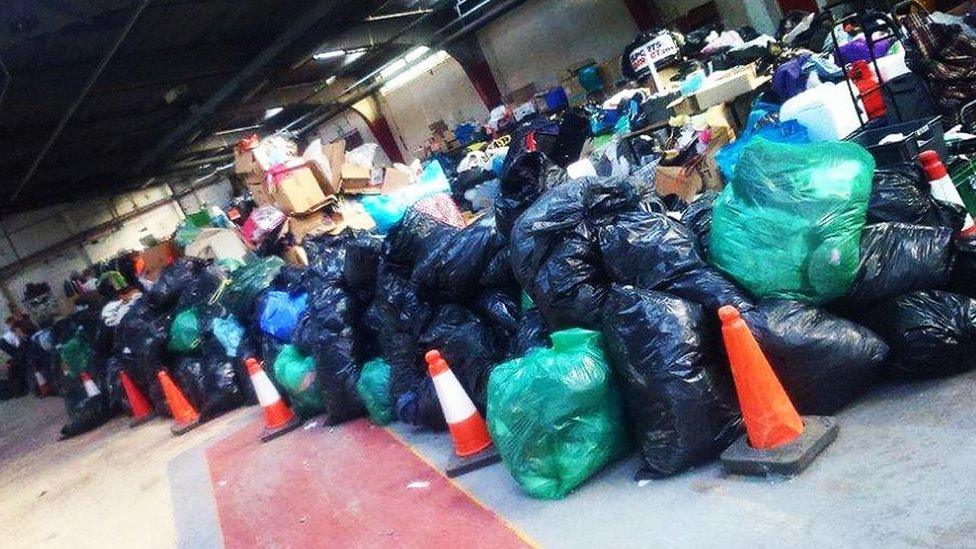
[715,102,810,183]
[212,316,245,358]
[361,160,451,232]
[259,291,308,341]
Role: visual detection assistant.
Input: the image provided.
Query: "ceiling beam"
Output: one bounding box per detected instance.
[10,0,152,202]
[133,0,352,172]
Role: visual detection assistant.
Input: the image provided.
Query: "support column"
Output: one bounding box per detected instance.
[351,96,406,165]
[445,36,503,110]
[623,0,662,31]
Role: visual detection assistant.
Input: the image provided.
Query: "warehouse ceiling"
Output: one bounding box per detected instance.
[0,0,523,213]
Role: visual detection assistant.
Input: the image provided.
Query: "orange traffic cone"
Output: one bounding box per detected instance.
[245,358,301,442]
[120,370,156,428]
[425,350,501,477]
[34,369,52,398]
[157,369,200,436]
[718,305,803,449]
[718,306,838,476]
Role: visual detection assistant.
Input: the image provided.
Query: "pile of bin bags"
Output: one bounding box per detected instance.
[99,258,252,432]
[486,138,976,496]
[47,306,118,438]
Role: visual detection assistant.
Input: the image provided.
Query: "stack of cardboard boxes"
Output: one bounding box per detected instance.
[234,136,338,248]
[234,134,414,266]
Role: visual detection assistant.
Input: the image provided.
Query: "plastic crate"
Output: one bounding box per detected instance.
[846,116,946,167]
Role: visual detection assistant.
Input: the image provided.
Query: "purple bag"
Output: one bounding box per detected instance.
[835,37,892,66]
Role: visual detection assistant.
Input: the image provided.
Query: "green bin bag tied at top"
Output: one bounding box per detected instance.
[710,138,874,303]
[486,328,629,500]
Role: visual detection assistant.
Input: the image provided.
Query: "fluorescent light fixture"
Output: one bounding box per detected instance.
[264,107,284,120]
[380,58,408,79]
[405,46,429,63]
[213,124,262,136]
[313,50,347,60]
[366,8,433,21]
[314,47,369,61]
[380,50,451,94]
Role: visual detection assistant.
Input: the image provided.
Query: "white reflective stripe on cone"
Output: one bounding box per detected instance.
[251,371,281,407]
[83,379,101,397]
[34,371,46,385]
[431,370,477,424]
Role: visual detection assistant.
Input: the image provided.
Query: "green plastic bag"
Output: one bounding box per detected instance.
[486,329,629,500]
[710,139,874,303]
[168,308,202,354]
[220,256,284,317]
[274,345,326,418]
[59,334,92,378]
[356,358,394,426]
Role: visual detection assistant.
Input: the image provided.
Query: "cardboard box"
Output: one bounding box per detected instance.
[381,167,412,194]
[654,125,733,200]
[686,64,765,113]
[234,144,258,175]
[341,162,377,193]
[303,139,344,196]
[270,164,328,215]
[184,228,250,263]
[655,165,704,202]
[141,240,179,281]
[287,210,339,243]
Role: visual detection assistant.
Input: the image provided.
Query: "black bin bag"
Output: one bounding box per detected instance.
[148,257,214,310]
[343,231,384,292]
[396,376,445,431]
[950,235,976,299]
[868,164,968,231]
[840,222,953,309]
[115,299,173,415]
[587,179,751,313]
[601,286,742,479]
[417,304,501,413]
[680,191,718,253]
[868,165,940,226]
[413,216,503,303]
[859,290,976,380]
[514,306,551,356]
[60,375,112,439]
[496,152,567,239]
[292,282,366,425]
[744,300,887,414]
[173,353,244,421]
[510,178,609,329]
[474,289,521,356]
[384,209,459,269]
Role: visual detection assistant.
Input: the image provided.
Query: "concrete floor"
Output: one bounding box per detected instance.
[2,370,975,548]
[0,398,251,549]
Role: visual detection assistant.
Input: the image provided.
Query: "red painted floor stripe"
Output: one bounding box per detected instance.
[205,419,531,548]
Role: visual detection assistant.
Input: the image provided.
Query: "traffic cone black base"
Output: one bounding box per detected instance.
[171,418,200,437]
[129,413,157,428]
[260,414,302,443]
[446,445,502,478]
[721,416,839,477]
